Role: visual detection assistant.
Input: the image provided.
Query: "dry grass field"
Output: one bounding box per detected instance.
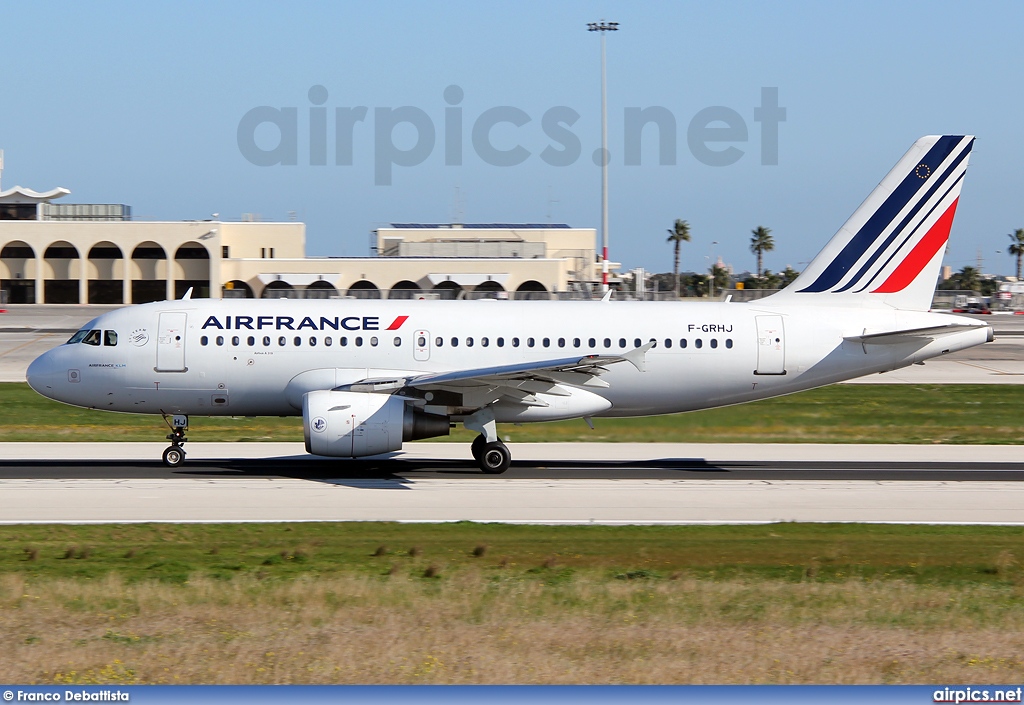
[2,573,1024,684]
[1,523,1023,684]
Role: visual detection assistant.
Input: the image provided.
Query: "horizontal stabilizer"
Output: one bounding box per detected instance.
[844,323,991,345]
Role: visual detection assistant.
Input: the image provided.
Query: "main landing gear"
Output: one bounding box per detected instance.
[465,407,510,474]
[471,434,511,474]
[162,414,188,468]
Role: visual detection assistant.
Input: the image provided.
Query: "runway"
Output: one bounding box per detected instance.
[1,442,1022,525]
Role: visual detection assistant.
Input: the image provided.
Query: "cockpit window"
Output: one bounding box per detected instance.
[103,331,118,346]
[82,330,101,346]
[67,329,90,344]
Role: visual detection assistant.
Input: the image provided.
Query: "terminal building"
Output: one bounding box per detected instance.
[0,180,606,304]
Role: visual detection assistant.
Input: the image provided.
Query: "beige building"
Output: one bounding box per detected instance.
[0,185,602,304]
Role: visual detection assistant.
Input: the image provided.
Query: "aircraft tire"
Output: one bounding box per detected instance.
[163,446,185,468]
[471,434,487,461]
[479,442,511,474]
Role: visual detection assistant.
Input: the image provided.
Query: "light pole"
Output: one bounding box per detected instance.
[709,241,719,299]
[588,20,618,293]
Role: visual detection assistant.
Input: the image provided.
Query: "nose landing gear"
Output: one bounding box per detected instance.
[161,414,188,467]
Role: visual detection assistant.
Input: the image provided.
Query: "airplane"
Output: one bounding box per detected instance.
[26,135,991,473]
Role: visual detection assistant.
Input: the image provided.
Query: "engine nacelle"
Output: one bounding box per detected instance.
[303,390,449,457]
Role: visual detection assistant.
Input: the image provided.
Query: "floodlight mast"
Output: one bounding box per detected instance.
[588,20,618,293]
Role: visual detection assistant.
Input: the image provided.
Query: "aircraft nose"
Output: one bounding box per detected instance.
[26,349,59,398]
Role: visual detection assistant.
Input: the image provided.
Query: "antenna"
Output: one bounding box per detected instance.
[546,185,560,224]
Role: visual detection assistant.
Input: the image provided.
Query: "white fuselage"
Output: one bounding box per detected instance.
[27,297,991,421]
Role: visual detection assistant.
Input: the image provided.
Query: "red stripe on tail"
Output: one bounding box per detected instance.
[872,198,959,294]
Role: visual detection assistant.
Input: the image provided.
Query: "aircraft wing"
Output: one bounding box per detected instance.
[339,343,653,395]
[843,323,987,345]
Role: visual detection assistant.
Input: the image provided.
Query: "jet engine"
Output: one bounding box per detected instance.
[303,390,449,457]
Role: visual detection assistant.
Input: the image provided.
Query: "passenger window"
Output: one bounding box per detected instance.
[726,339,733,349]
[435,337,443,347]
[573,338,580,348]
[310,336,317,346]
[370,337,378,346]
[649,338,657,348]
[481,337,489,347]
[466,337,474,347]
[527,338,535,348]
[232,336,240,346]
[618,338,626,348]
[680,339,687,349]
[201,335,209,346]
[418,336,427,347]
[589,338,596,347]
[558,338,566,347]
[497,337,505,347]
[664,339,672,348]
[604,338,611,348]
[512,337,520,347]
[67,330,90,345]
[542,338,550,347]
[393,337,401,347]
[340,337,348,346]
[355,337,363,347]
[263,336,271,347]
[451,337,459,347]
[711,339,718,349]
[324,337,333,347]
[634,338,642,348]
[294,336,301,346]
[247,336,255,346]
[82,330,101,346]
[278,336,286,346]
[103,331,118,346]
[217,336,225,346]
[695,339,703,349]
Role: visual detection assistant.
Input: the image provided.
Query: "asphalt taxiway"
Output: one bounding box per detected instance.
[0,442,1021,525]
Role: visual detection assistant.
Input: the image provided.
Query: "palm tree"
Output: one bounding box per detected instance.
[666,219,691,297]
[957,265,980,292]
[1008,229,1024,279]
[750,226,774,278]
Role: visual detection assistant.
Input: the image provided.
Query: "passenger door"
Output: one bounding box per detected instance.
[413,330,430,362]
[156,312,188,372]
[755,315,786,375]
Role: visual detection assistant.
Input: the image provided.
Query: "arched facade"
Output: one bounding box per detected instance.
[222,280,255,298]
[131,242,167,304]
[174,242,210,299]
[516,280,550,300]
[43,241,81,304]
[347,280,382,299]
[261,280,295,298]
[0,241,37,303]
[388,280,421,299]
[432,280,463,300]
[87,242,125,304]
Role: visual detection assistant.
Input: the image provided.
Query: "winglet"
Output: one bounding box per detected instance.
[181,287,194,300]
[601,289,613,302]
[621,341,654,372]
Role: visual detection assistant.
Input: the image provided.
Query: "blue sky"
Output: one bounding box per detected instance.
[1,1,1021,276]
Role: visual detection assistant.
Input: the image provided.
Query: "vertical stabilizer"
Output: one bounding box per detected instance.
[768,135,974,311]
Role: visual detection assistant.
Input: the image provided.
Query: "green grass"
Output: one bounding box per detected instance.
[0,382,1021,444]
[3,522,1024,587]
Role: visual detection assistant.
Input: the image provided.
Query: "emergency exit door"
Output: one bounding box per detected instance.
[413,330,430,361]
[755,315,786,375]
[156,312,188,372]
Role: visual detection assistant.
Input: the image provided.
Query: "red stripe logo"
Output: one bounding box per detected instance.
[386,315,409,330]
[872,198,959,294]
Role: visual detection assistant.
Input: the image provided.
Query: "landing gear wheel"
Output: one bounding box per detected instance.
[478,441,511,474]
[162,446,185,468]
[471,434,487,461]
